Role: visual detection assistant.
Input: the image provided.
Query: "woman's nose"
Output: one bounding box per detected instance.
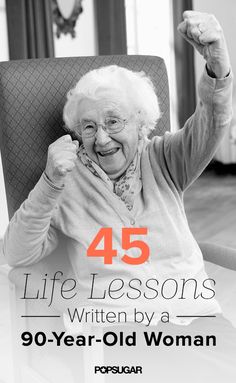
[95,126,111,145]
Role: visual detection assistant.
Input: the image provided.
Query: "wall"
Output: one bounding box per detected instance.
[194,0,236,163]
[54,0,97,57]
[0,0,8,62]
[125,0,179,132]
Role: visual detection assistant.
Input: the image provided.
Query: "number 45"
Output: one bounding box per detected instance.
[87,228,149,265]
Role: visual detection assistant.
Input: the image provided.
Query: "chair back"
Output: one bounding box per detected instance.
[0,55,170,218]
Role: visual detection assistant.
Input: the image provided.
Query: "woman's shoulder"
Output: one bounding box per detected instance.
[143,132,173,153]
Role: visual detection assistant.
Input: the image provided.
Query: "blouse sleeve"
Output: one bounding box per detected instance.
[3,173,64,267]
[151,68,233,192]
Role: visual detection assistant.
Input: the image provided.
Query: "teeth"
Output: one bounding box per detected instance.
[98,148,118,157]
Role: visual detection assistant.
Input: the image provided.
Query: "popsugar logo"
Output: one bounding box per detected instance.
[94,366,142,374]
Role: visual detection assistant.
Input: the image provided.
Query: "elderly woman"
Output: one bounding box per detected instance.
[3,10,236,382]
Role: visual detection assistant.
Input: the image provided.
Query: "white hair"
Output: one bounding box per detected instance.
[63,65,161,138]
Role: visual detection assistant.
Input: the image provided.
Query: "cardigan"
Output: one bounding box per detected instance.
[3,69,233,326]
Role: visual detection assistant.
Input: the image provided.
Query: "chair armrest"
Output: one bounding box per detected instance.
[199,242,236,271]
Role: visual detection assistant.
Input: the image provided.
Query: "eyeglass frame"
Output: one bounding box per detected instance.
[75,117,129,138]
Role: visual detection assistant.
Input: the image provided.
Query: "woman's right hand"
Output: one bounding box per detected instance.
[45,135,79,187]
[178,11,230,78]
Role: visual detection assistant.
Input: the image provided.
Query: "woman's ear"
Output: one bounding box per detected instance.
[63,124,82,143]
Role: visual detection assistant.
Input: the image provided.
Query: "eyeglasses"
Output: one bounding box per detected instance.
[77,117,128,138]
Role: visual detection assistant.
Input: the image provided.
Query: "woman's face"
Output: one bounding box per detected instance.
[77,90,140,180]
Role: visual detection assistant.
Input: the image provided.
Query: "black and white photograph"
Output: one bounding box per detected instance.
[0,1,236,382]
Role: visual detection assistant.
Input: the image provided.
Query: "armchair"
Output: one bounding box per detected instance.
[0,55,236,383]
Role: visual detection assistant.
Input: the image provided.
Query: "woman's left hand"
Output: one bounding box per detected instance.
[178,11,231,78]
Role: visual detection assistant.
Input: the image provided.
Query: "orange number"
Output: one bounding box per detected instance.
[121,228,149,265]
[87,228,117,264]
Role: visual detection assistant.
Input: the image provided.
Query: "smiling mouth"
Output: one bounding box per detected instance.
[97,148,119,157]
